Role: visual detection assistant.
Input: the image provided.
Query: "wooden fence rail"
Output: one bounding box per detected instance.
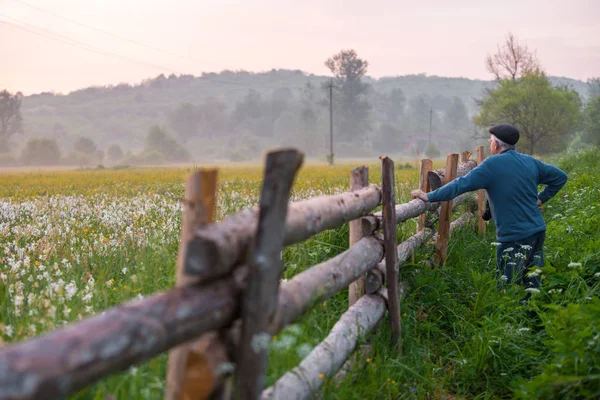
[0,146,487,400]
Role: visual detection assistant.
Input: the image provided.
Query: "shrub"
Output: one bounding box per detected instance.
[20,138,61,166]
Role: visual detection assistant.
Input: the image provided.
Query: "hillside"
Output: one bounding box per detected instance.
[15,71,590,162]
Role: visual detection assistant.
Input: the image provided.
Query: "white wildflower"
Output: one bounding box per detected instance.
[525,288,540,294]
[518,328,530,333]
[82,292,93,303]
[567,262,582,268]
[490,242,501,247]
[65,281,77,300]
[5,325,13,337]
[526,268,542,278]
[520,245,533,251]
[503,247,514,253]
[500,275,508,282]
[121,267,128,275]
[105,280,113,287]
[594,272,600,278]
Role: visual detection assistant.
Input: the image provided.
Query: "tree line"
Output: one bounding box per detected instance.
[1,33,598,166]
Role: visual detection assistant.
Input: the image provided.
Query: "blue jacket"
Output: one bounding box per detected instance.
[427,150,568,242]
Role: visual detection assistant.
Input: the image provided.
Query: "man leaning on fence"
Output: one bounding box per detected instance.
[410,124,568,293]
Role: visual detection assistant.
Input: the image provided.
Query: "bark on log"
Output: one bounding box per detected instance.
[261,294,386,400]
[237,150,303,399]
[417,159,432,232]
[360,215,380,236]
[270,236,383,335]
[380,156,402,352]
[185,185,381,282]
[0,235,384,400]
[431,212,474,243]
[0,277,243,400]
[427,160,476,191]
[435,154,459,266]
[366,212,473,294]
[348,166,369,306]
[365,228,434,294]
[476,146,486,235]
[166,169,221,400]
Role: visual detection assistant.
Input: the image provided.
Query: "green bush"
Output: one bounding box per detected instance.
[20,137,61,166]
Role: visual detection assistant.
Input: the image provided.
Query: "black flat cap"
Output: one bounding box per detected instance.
[489,124,520,145]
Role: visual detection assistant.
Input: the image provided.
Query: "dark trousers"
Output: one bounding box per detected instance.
[496,230,545,289]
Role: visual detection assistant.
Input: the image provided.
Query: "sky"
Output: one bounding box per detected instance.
[1,0,599,95]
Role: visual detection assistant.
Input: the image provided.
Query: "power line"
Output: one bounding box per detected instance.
[0,13,276,89]
[10,0,230,71]
[0,14,182,75]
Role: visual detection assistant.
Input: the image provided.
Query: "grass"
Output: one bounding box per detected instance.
[1,150,598,399]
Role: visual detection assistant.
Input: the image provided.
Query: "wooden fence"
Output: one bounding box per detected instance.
[0,146,487,400]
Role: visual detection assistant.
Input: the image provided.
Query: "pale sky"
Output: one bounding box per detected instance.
[1,0,599,95]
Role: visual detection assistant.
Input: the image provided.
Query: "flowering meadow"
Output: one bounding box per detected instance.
[1,149,599,399]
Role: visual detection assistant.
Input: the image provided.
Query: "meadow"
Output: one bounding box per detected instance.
[0,148,599,399]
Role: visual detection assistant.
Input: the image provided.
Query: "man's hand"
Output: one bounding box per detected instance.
[411,189,428,202]
[537,198,543,212]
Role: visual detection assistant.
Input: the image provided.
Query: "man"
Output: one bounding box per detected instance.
[410,124,568,289]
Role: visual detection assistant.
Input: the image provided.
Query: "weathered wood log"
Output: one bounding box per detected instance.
[432,212,474,243]
[270,235,383,334]
[459,150,472,163]
[0,276,244,400]
[380,156,402,352]
[0,233,383,400]
[365,228,435,294]
[261,294,386,400]
[435,154,459,266]
[185,184,381,282]
[417,159,432,232]
[477,145,486,235]
[360,215,380,236]
[348,166,369,306]
[366,211,474,294]
[237,150,303,399]
[427,160,476,191]
[166,169,221,400]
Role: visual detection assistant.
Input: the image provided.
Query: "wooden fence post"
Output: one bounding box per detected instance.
[236,149,303,399]
[476,145,486,235]
[349,166,369,307]
[435,154,459,266]
[417,159,432,233]
[380,156,402,354]
[166,169,224,400]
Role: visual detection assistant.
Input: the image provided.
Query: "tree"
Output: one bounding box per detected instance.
[485,32,540,82]
[168,103,200,143]
[107,144,124,163]
[588,78,600,99]
[380,88,406,123]
[583,95,600,146]
[73,137,97,154]
[474,69,581,155]
[145,125,190,162]
[21,138,61,165]
[0,90,23,152]
[444,97,470,135]
[424,141,441,158]
[325,49,371,141]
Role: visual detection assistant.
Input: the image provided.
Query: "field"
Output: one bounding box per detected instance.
[1,149,599,400]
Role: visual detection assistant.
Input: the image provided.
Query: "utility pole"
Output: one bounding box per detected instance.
[428,107,433,144]
[328,78,334,165]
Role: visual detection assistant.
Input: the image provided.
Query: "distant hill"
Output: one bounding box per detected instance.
[15,70,590,161]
